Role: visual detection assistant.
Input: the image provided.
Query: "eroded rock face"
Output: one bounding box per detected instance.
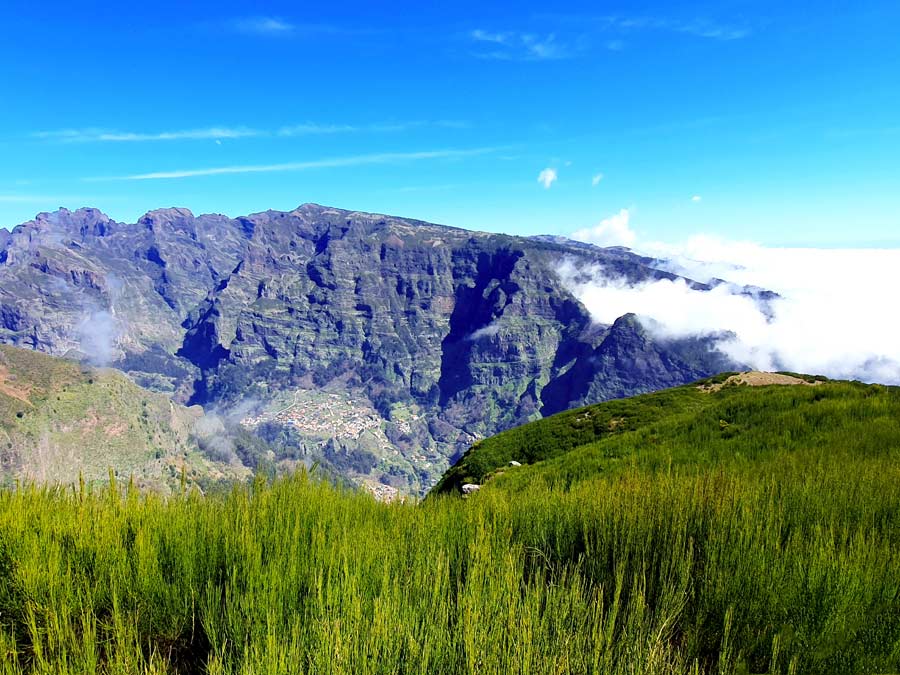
[0,203,735,492]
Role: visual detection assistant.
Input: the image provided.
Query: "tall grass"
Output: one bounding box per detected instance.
[0,458,896,673]
[0,381,898,673]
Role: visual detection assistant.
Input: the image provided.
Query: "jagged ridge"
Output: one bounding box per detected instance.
[0,203,735,493]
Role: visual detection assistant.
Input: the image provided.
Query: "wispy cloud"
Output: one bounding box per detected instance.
[225,16,374,39]
[674,19,750,41]
[592,173,604,186]
[34,127,262,143]
[231,16,296,36]
[35,120,470,144]
[31,120,470,143]
[85,147,499,181]
[469,29,575,61]
[277,120,469,136]
[513,13,750,56]
[593,15,750,41]
[277,123,358,136]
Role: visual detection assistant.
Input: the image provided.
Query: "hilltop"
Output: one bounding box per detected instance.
[432,370,866,494]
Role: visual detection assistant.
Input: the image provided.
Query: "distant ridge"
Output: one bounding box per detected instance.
[0,203,736,493]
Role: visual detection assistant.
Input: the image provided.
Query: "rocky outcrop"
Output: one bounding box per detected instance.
[0,203,737,492]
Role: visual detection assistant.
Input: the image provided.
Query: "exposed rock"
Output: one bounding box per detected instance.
[0,203,738,492]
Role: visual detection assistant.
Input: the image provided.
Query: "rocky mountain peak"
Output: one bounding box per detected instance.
[1,208,116,260]
[31,207,114,236]
[137,207,197,232]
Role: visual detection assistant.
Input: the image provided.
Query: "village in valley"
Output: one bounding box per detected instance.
[240,390,382,440]
[239,389,431,501]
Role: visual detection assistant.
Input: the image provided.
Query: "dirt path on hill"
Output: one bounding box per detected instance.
[700,371,822,392]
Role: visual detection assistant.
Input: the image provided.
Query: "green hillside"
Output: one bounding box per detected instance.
[0,372,896,673]
[0,345,248,492]
[433,371,841,494]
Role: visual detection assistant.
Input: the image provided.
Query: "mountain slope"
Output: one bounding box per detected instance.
[0,344,248,492]
[0,204,735,492]
[432,371,888,495]
[427,373,900,672]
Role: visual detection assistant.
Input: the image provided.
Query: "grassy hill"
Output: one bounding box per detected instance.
[0,344,248,492]
[432,371,842,494]
[0,372,896,673]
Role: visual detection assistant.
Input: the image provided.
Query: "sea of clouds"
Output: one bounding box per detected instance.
[566,210,900,384]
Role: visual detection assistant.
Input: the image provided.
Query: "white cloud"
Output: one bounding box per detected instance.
[36,120,470,144]
[467,322,501,340]
[277,120,467,136]
[570,209,636,247]
[231,17,295,35]
[465,15,746,63]
[76,308,120,366]
[537,168,558,189]
[691,195,702,202]
[470,29,509,45]
[469,29,572,60]
[85,147,498,181]
[561,217,900,384]
[34,127,261,143]
[676,19,749,41]
[592,173,604,186]
[599,16,750,41]
[278,123,358,136]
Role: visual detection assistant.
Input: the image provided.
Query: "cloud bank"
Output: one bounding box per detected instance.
[566,214,900,384]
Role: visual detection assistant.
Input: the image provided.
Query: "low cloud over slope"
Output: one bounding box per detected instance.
[567,212,900,384]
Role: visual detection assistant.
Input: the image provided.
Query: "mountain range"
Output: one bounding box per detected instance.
[0,204,736,493]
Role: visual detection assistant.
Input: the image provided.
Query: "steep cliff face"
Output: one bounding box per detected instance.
[0,203,735,492]
[0,207,249,397]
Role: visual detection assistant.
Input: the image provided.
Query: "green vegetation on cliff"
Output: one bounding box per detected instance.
[0,376,897,673]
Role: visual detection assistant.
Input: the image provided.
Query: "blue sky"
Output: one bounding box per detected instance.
[1,0,899,245]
